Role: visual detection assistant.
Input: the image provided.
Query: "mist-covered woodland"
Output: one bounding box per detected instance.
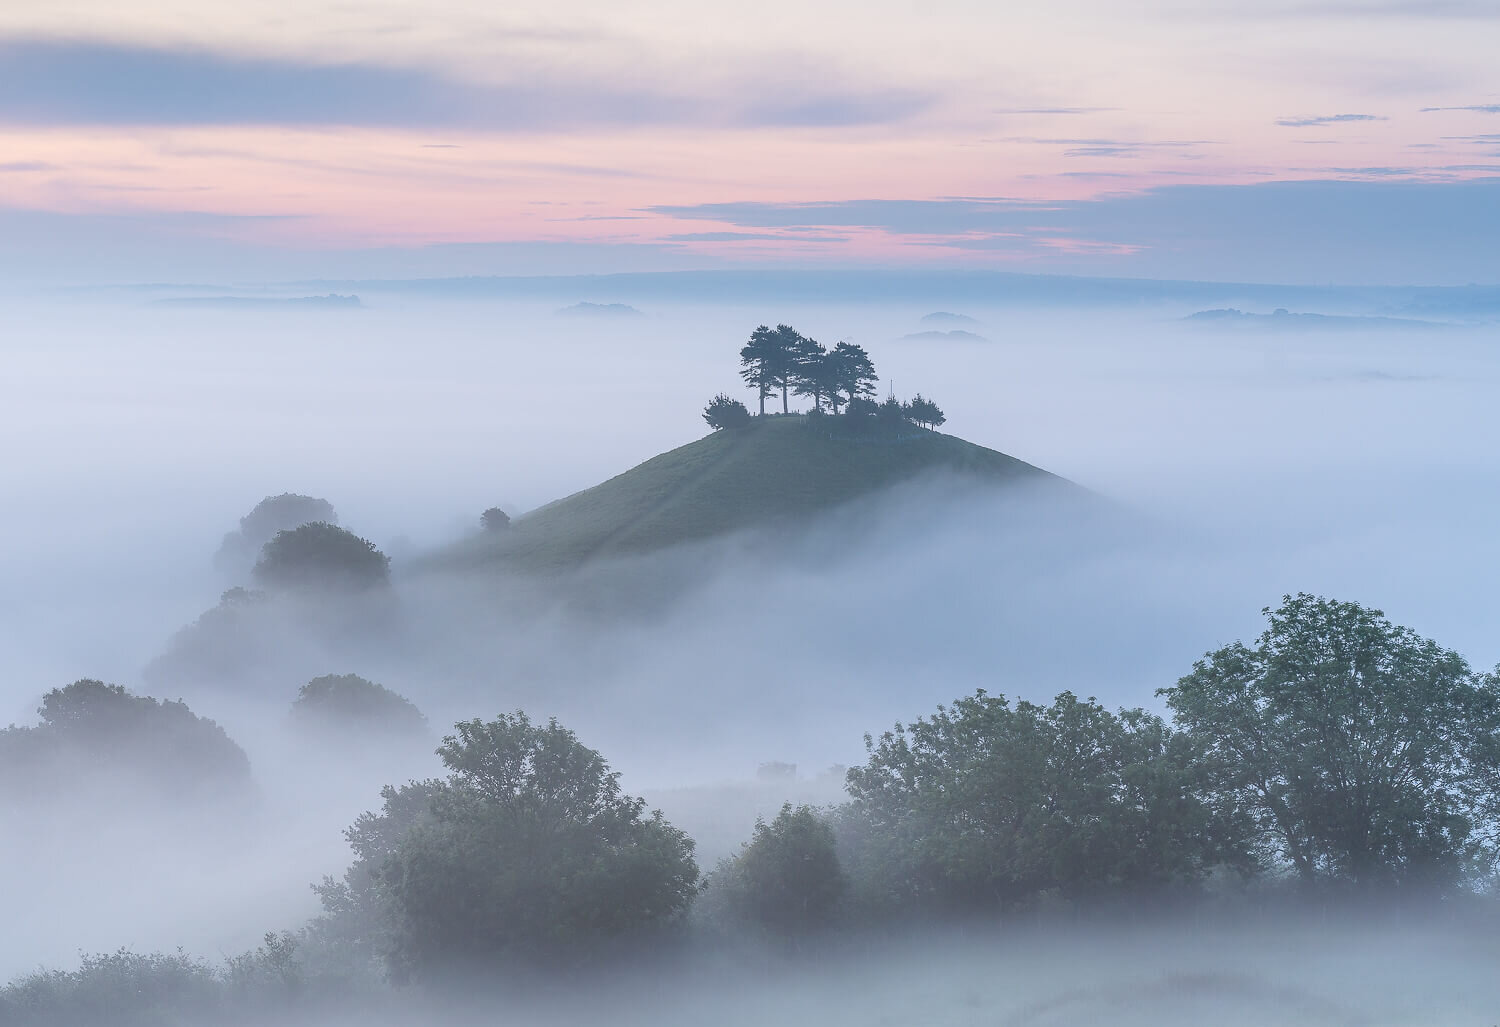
[5,292,1500,1025]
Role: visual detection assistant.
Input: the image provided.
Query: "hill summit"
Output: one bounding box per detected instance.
[461,415,1068,573]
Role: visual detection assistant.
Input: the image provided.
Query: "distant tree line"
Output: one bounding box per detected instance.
[703,324,943,433]
[8,593,1500,1020]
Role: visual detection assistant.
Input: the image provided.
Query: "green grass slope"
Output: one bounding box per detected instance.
[458,415,1068,573]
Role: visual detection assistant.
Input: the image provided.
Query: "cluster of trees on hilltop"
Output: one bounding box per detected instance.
[9,593,1500,1020]
[704,324,944,432]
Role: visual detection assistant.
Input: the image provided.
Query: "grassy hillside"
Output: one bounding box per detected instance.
[454,415,1067,573]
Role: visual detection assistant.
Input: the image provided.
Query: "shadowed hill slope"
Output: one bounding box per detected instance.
[451,415,1072,574]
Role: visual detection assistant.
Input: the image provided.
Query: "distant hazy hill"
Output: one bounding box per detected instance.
[899,329,989,342]
[1185,307,1449,330]
[556,301,644,317]
[451,415,1068,574]
[155,294,361,309]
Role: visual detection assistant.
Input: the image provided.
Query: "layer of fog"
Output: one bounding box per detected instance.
[3,291,1499,980]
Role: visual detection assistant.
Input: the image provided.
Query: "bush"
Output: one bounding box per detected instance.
[291,674,426,736]
[0,679,250,798]
[253,523,390,592]
[316,712,700,980]
[480,507,511,532]
[711,804,845,937]
[703,393,753,430]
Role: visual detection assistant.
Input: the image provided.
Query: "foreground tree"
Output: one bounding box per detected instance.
[702,392,752,430]
[843,691,1241,911]
[252,523,389,592]
[316,712,699,980]
[1161,594,1500,891]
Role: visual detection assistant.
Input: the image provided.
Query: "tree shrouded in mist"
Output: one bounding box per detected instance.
[703,393,752,430]
[252,523,389,592]
[215,493,337,574]
[739,324,785,416]
[842,691,1241,911]
[790,333,834,411]
[904,394,946,430]
[480,507,510,533]
[1161,593,1500,891]
[290,674,427,736]
[0,679,250,796]
[316,712,700,981]
[826,341,878,413]
[711,804,845,936]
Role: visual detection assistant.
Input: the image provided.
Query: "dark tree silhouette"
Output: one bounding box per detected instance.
[480,507,510,533]
[315,712,699,980]
[215,493,337,574]
[904,394,946,430]
[291,674,427,735]
[252,523,390,592]
[738,325,780,416]
[791,334,834,411]
[827,342,878,413]
[714,804,845,937]
[703,393,752,430]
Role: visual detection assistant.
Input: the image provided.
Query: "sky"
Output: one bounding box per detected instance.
[1,0,1498,284]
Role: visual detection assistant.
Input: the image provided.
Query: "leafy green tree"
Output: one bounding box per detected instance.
[480,507,510,532]
[703,392,752,430]
[316,712,700,981]
[716,804,845,936]
[826,341,878,412]
[1161,594,1500,891]
[904,394,946,430]
[252,523,389,592]
[843,691,1240,912]
[290,674,426,736]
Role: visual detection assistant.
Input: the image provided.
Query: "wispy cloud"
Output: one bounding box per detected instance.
[1421,104,1500,113]
[1276,113,1387,127]
[0,37,933,130]
[991,107,1120,115]
[0,160,59,172]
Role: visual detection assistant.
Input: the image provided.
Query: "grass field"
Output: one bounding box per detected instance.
[448,415,1065,574]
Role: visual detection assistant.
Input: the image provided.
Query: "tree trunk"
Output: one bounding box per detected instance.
[782,382,789,414]
[758,387,766,416]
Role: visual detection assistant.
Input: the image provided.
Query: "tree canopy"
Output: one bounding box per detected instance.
[0,679,250,797]
[843,691,1241,911]
[712,804,845,936]
[215,493,337,574]
[316,712,700,980]
[290,674,427,736]
[1161,594,1500,891]
[252,523,390,592]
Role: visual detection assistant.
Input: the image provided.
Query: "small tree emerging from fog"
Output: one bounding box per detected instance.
[716,804,845,936]
[703,393,752,431]
[317,712,700,981]
[480,507,510,532]
[252,523,389,592]
[291,674,426,736]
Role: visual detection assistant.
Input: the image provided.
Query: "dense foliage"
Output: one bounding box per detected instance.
[480,506,511,532]
[253,522,390,591]
[215,492,337,573]
[843,691,1241,911]
[290,674,427,735]
[709,804,846,936]
[1161,593,1500,891]
[702,392,752,430]
[0,679,250,797]
[315,712,700,981]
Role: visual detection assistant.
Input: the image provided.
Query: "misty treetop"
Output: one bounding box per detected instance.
[314,711,700,982]
[0,679,250,798]
[215,492,337,575]
[253,521,390,592]
[709,323,942,432]
[291,673,427,736]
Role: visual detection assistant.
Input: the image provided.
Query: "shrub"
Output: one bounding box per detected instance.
[703,393,753,430]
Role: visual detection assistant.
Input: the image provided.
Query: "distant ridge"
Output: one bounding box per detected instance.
[155,294,361,309]
[556,301,644,317]
[1185,307,1451,330]
[448,415,1070,574]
